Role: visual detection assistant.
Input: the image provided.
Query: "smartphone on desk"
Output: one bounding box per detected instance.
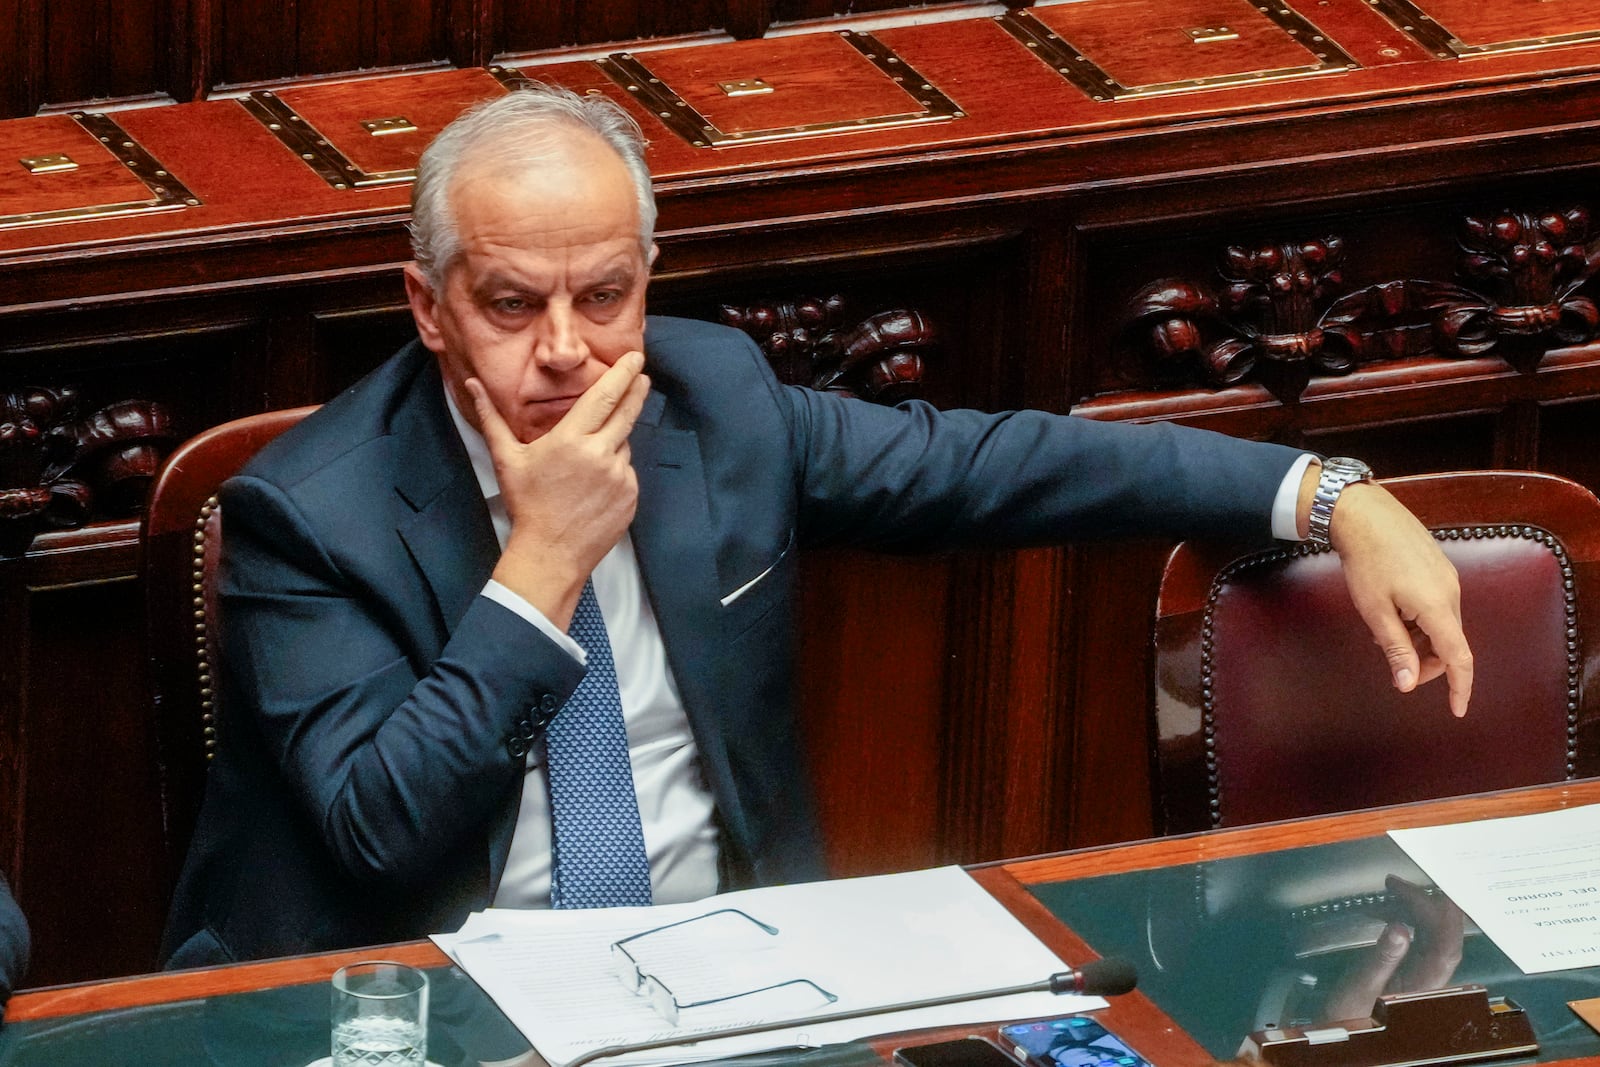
[999,1016,1154,1067]
[894,1037,1020,1067]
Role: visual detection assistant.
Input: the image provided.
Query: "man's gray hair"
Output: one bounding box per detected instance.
[409,83,657,289]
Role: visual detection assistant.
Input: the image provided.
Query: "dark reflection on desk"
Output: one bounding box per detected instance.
[1030,836,1600,1063]
[0,960,889,1067]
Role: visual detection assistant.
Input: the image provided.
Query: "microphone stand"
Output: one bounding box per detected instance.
[565,972,1095,1067]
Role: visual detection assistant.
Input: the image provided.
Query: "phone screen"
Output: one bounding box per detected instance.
[894,1037,1021,1067]
[999,1016,1154,1067]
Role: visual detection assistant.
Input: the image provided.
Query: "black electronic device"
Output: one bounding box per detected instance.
[895,1037,1022,1067]
[1000,1016,1154,1067]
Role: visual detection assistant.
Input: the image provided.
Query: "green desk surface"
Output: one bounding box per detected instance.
[1029,834,1600,1063]
[0,961,885,1067]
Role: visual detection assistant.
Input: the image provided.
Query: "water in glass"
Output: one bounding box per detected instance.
[332,1014,426,1067]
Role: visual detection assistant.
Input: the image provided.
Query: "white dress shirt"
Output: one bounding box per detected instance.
[442,391,722,909]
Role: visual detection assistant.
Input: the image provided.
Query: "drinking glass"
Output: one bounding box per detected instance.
[330,961,429,1067]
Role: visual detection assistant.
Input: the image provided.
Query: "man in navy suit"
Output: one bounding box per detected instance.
[163,85,1470,968]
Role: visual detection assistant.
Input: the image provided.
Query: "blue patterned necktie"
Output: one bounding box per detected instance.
[546,579,654,909]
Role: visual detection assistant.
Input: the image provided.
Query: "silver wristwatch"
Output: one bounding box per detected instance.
[1307,456,1373,547]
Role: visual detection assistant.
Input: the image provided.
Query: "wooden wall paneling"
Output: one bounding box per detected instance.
[1300,412,1501,476]
[295,0,375,78]
[939,546,1079,862]
[370,0,453,70]
[446,0,490,69]
[498,0,727,56]
[0,0,34,118]
[725,0,772,40]
[27,0,173,113]
[103,0,167,103]
[797,550,954,876]
[4,531,165,985]
[772,0,914,22]
[1,315,272,450]
[1535,393,1600,491]
[305,300,424,402]
[0,0,164,116]
[1061,540,1170,847]
[937,222,1086,863]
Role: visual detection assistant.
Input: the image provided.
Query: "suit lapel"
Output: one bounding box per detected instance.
[387,358,510,892]
[391,364,499,636]
[629,411,750,852]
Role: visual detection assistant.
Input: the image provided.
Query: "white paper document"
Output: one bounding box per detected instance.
[1388,804,1600,974]
[431,865,1104,1067]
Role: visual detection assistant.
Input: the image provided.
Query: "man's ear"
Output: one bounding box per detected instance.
[404,263,446,354]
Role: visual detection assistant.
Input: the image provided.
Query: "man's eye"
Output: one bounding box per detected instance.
[588,290,620,306]
[493,297,528,313]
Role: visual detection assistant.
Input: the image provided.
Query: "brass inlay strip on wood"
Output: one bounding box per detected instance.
[1366,0,1600,57]
[997,5,1359,102]
[2,112,201,230]
[596,30,964,149]
[242,65,528,189]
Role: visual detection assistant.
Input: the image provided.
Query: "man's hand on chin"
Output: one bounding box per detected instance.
[472,352,651,630]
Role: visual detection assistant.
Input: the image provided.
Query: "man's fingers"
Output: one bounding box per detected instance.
[594,369,652,450]
[564,351,646,435]
[1360,601,1422,695]
[465,378,521,455]
[1321,922,1412,1023]
[1413,606,1474,718]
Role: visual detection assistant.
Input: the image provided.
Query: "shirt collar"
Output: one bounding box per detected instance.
[442,383,501,503]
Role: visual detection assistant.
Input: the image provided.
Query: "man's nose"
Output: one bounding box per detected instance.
[535,302,588,370]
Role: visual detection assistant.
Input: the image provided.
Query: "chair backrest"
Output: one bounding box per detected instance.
[142,407,316,878]
[1153,470,1600,835]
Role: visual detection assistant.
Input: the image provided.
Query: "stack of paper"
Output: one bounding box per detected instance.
[432,866,1104,1067]
[1389,803,1600,974]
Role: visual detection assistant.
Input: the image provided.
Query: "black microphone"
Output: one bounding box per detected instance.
[564,958,1139,1067]
[1049,958,1138,997]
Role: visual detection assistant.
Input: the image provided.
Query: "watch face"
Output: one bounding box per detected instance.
[1325,456,1373,480]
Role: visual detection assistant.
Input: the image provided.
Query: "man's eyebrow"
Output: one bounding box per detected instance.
[585,264,642,289]
[472,274,544,297]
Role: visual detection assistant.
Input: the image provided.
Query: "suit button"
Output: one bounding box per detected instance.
[507,736,528,759]
[539,693,558,713]
[516,718,536,740]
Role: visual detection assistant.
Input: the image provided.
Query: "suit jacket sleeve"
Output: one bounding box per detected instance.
[219,472,581,886]
[725,341,1303,552]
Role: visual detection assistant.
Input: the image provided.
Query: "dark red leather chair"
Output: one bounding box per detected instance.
[142,407,316,880]
[1153,470,1600,834]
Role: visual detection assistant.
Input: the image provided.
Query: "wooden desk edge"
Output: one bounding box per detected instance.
[994,777,1600,886]
[12,779,1600,1066]
[7,940,450,1022]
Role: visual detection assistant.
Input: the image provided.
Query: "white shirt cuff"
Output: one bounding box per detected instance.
[482,580,587,664]
[1272,453,1318,541]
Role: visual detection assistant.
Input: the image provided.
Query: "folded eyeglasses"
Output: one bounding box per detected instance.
[611,908,838,1025]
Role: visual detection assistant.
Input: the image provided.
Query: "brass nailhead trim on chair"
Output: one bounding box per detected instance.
[1198,525,1581,829]
[193,495,220,762]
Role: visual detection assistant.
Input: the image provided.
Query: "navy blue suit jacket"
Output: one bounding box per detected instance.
[0,873,28,1014]
[162,316,1300,967]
